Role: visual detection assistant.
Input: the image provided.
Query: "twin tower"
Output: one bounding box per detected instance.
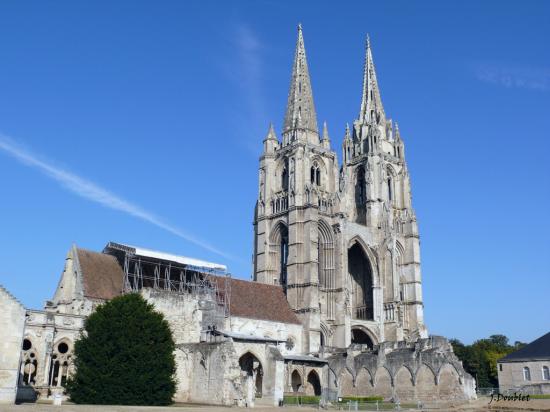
[253,26,427,354]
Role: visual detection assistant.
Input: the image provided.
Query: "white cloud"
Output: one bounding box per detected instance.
[0,133,237,262]
[232,24,270,152]
[475,63,550,92]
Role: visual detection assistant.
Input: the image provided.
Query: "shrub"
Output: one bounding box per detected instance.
[338,396,384,402]
[283,395,320,404]
[66,294,176,405]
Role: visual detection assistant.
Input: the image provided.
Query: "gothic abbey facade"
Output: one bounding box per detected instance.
[254,26,425,352]
[0,26,476,406]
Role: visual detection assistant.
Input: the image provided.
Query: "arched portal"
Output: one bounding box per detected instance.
[291,370,302,393]
[351,328,374,348]
[348,243,373,320]
[307,370,322,396]
[239,352,263,398]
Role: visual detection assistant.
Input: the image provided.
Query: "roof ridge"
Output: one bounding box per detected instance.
[76,246,110,255]
[0,283,25,309]
[499,331,550,362]
[227,276,285,288]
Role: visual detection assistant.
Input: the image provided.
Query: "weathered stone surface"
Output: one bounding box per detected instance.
[0,286,26,404]
[327,336,476,401]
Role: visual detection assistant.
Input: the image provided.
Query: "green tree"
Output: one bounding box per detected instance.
[451,335,522,388]
[66,294,176,405]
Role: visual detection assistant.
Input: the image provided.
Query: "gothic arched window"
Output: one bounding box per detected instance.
[280,226,289,292]
[387,177,393,202]
[20,338,38,386]
[356,167,366,205]
[310,162,321,186]
[318,220,335,319]
[48,340,73,388]
[282,159,289,191]
[355,166,367,225]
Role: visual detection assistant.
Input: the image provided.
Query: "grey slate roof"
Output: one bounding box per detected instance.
[499,332,550,363]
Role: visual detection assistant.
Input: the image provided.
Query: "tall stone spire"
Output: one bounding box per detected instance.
[358,35,385,125]
[283,24,319,141]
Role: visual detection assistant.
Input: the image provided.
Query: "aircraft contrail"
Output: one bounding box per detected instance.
[0,133,238,263]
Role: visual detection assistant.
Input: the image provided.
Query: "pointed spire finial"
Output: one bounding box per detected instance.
[358,35,385,125]
[322,121,330,141]
[394,121,401,140]
[344,123,351,140]
[283,24,319,138]
[266,122,277,140]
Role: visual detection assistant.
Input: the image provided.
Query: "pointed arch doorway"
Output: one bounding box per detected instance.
[348,242,374,320]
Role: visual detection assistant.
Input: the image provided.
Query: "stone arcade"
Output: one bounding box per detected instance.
[0,26,475,405]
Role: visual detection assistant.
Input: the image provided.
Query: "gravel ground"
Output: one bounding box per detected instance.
[1,398,549,412]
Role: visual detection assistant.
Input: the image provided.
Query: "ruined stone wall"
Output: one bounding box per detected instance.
[232,341,286,406]
[143,288,240,403]
[174,339,288,406]
[0,286,26,404]
[141,289,204,344]
[176,341,243,405]
[328,336,476,402]
[285,362,325,396]
[228,316,303,355]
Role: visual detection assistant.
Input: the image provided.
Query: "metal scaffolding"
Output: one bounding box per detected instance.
[104,241,231,317]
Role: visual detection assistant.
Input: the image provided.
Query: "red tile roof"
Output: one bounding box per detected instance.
[75,247,300,325]
[76,248,124,300]
[212,276,301,325]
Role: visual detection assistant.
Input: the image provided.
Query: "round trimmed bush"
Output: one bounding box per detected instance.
[66,293,176,405]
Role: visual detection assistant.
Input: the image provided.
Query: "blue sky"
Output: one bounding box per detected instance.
[0,1,548,345]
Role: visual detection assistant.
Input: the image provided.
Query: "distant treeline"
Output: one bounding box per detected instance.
[450,335,526,388]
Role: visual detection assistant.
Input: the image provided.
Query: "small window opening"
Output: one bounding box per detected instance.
[282,159,289,191]
[58,342,69,354]
[310,162,321,186]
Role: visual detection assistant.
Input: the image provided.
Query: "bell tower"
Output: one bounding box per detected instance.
[253,28,427,352]
[340,37,427,343]
[253,25,340,353]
